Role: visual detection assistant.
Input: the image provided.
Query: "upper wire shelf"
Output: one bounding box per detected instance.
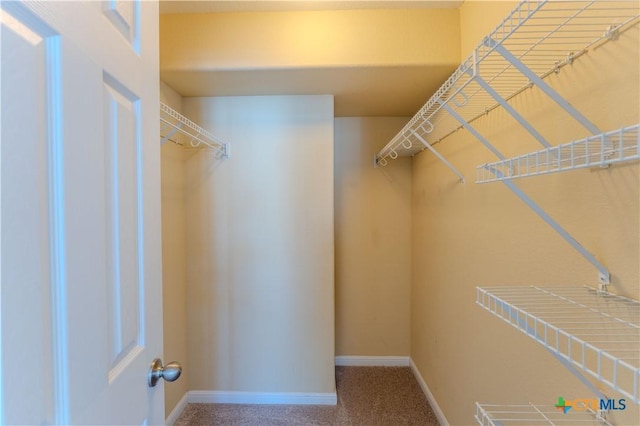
[477,124,640,183]
[375,0,640,166]
[160,102,229,159]
[475,402,612,426]
[476,286,640,404]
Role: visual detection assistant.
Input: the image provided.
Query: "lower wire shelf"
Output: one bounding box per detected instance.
[475,402,612,426]
[476,286,640,404]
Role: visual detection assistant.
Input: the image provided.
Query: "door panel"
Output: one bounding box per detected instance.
[0,7,56,424]
[103,0,138,49]
[103,75,143,374]
[1,1,162,424]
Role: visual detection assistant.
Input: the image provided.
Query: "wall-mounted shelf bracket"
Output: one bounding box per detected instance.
[439,101,505,161]
[411,129,465,183]
[160,122,182,146]
[470,72,551,149]
[439,98,611,285]
[489,166,611,286]
[160,102,229,160]
[485,38,601,136]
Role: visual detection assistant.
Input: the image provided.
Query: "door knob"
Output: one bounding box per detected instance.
[148,358,182,387]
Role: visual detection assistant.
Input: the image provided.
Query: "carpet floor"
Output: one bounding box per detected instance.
[174,366,440,425]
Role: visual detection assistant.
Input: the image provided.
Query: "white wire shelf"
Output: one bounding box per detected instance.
[376,0,640,165]
[476,124,640,183]
[476,286,640,404]
[475,402,612,426]
[160,102,229,159]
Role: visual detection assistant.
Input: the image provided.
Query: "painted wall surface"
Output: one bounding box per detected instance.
[334,117,412,357]
[159,81,189,418]
[410,4,639,425]
[182,95,336,394]
[459,1,517,57]
[161,9,460,70]
[159,8,460,116]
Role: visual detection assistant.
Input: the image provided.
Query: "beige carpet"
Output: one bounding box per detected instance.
[174,366,440,425]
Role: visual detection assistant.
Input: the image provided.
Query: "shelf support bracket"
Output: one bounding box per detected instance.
[486,39,601,136]
[440,98,610,286]
[411,130,466,183]
[471,73,552,149]
[490,167,611,286]
[161,122,182,146]
[439,101,505,160]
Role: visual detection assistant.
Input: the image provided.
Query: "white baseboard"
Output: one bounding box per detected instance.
[335,355,410,367]
[410,358,449,426]
[165,392,189,426]
[188,390,337,405]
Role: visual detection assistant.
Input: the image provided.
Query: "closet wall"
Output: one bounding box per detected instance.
[410,2,639,425]
[181,95,335,395]
[159,82,189,418]
[334,117,412,357]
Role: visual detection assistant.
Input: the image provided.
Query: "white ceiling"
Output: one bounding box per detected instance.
[159,1,464,14]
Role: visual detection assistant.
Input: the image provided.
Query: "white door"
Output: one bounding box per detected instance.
[1,1,164,424]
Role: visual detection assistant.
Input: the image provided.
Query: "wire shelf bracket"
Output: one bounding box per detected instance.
[486,39,602,136]
[160,102,229,160]
[439,96,611,285]
[476,286,640,405]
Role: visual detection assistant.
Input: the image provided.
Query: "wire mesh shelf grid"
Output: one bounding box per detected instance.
[476,286,640,404]
[376,0,640,165]
[475,402,613,426]
[476,124,640,183]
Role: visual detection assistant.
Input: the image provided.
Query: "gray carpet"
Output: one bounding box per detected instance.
[174,366,440,425]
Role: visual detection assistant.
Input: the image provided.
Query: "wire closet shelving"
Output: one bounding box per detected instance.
[477,286,640,406]
[160,102,229,159]
[477,124,640,183]
[475,402,613,426]
[375,0,640,168]
[376,1,640,424]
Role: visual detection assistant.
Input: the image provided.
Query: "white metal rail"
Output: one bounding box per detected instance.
[376,0,640,167]
[477,125,640,183]
[475,402,613,426]
[476,286,640,404]
[160,102,229,159]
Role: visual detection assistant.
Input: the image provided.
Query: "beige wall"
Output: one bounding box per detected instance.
[159,81,189,418]
[459,1,517,57]
[159,8,460,116]
[161,9,460,70]
[334,117,412,357]
[182,95,336,394]
[410,4,639,425]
